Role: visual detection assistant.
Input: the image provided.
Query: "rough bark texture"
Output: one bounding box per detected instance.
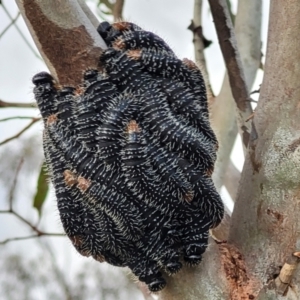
[16,0,106,86]
[159,240,230,300]
[229,0,300,298]
[211,0,261,192]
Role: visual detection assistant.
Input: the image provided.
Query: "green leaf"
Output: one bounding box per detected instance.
[33,162,49,216]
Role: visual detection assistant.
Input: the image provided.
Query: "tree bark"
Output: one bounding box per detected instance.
[229,0,300,298]
[15,0,106,86]
[211,0,261,192]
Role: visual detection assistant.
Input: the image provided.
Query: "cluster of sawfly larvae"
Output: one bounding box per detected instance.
[33,21,224,292]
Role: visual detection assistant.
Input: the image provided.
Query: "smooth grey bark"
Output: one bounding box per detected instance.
[229,0,300,298]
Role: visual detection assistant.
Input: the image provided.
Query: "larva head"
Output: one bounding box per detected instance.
[32,72,57,119]
[32,71,54,86]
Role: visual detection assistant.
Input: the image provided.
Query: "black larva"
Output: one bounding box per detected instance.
[33,21,224,293]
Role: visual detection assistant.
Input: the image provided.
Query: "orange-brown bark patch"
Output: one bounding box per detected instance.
[266,208,284,225]
[23,1,104,86]
[219,243,258,300]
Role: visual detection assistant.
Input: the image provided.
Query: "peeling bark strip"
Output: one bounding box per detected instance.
[16,0,107,86]
[219,243,257,300]
[208,0,253,148]
[275,252,300,295]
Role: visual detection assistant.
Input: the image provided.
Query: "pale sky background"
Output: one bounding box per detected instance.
[0,0,270,299]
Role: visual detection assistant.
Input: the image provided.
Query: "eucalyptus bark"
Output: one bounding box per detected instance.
[15,0,106,86]
[211,0,261,192]
[229,0,300,298]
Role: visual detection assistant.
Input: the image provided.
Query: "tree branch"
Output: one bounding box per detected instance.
[208,0,253,150]
[0,11,20,39]
[229,0,300,298]
[189,0,213,98]
[0,233,65,245]
[211,0,262,191]
[0,190,62,245]
[0,99,35,108]
[0,117,40,146]
[0,116,36,122]
[15,0,107,86]
[0,159,64,246]
[2,2,42,59]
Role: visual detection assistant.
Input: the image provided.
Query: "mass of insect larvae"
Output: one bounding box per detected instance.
[32,21,224,292]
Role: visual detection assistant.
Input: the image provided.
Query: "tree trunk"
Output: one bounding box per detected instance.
[15,0,106,86]
[229,0,300,298]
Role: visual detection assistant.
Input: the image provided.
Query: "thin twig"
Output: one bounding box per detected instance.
[245,112,255,122]
[208,0,253,149]
[113,0,124,21]
[8,158,24,210]
[211,0,262,191]
[0,11,20,39]
[2,2,42,60]
[189,0,214,98]
[0,116,36,122]
[250,88,261,95]
[0,233,65,245]
[0,117,41,146]
[0,99,35,108]
[247,98,258,103]
[0,209,65,245]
